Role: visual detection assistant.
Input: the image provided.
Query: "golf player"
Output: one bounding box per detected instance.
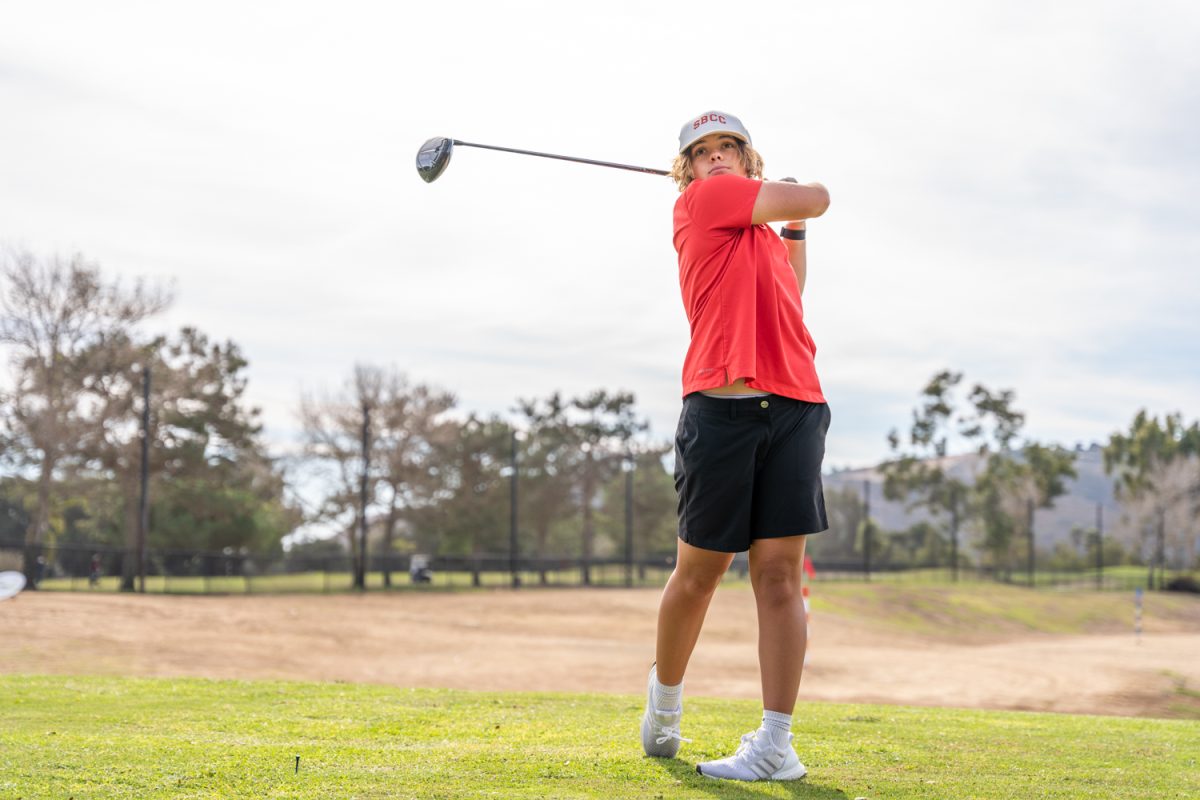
[641,111,831,781]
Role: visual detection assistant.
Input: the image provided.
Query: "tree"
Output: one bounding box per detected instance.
[808,485,865,563]
[567,390,646,585]
[0,479,32,548]
[77,327,295,588]
[512,389,649,583]
[891,521,949,567]
[298,364,385,588]
[1104,411,1200,587]
[413,413,512,583]
[372,376,456,585]
[881,370,972,578]
[882,370,1075,578]
[594,439,676,580]
[629,444,678,562]
[0,249,170,586]
[513,393,577,581]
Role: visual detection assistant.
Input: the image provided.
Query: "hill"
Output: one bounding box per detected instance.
[824,443,1120,549]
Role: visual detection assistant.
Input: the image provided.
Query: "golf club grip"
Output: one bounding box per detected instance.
[453,140,669,176]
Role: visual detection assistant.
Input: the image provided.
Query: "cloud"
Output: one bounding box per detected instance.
[2,0,1198,475]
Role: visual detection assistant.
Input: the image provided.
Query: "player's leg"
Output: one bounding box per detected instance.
[647,393,755,758]
[747,399,828,713]
[655,539,735,684]
[697,535,810,780]
[643,539,733,757]
[697,398,827,781]
[748,534,809,714]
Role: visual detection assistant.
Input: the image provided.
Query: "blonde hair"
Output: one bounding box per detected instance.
[669,141,764,191]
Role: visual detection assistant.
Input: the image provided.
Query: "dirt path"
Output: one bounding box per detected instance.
[2,588,1198,718]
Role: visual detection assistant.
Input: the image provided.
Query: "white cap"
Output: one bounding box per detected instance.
[678,111,751,154]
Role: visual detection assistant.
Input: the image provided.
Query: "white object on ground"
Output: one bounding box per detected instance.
[0,570,27,601]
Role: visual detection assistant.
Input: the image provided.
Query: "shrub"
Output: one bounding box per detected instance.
[1164,575,1200,594]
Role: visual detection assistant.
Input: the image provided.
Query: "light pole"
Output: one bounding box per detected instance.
[950,485,960,582]
[624,447,635,588]
[1027,498,1035,588]
[137,363,151,594]
[862,479,871,581]
[510,427,521,589]
[356,402,370,590]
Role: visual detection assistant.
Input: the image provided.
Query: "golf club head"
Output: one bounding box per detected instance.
[416,137,454,183]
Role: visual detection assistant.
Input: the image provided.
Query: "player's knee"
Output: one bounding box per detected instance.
[752,564,801,605]
[674,566,724,599]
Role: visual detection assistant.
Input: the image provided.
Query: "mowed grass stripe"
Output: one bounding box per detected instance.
[1,675,1196,799]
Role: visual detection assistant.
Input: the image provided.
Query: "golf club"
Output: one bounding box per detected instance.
[416,137,669,183]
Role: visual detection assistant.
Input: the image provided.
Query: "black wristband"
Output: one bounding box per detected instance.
[780,227,806,241]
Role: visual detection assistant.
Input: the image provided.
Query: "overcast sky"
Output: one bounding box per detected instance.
[3,0,1198,474]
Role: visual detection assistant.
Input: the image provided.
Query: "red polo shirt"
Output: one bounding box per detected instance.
[673,173,825,403]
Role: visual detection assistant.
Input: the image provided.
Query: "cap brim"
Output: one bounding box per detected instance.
[679,130,749,154]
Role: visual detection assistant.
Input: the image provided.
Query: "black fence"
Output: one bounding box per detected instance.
[0,542,680,594]
[3,542,1194,595]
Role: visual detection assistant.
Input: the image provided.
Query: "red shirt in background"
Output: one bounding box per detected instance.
[672,173,825,403]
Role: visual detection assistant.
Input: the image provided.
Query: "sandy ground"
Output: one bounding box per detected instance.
[2,588,1198,718]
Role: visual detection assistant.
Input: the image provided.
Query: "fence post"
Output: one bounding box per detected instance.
[862,480,871,581]
[950,487,960,583]
[1027,498,1035,588]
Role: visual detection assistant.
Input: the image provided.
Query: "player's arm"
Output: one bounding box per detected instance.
[750,180,830,225]
[781,221,807,295]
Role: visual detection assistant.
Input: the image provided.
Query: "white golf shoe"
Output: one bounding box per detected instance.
[696,729,807,781]
[640,665,690,758]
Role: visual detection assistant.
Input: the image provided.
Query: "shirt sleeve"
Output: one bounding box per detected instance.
[684,174,762,232]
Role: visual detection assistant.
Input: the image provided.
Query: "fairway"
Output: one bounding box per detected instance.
[2,675,1197,799]
[3,583,1199,719]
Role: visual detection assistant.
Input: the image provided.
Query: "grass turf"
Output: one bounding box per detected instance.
[801,581,1200,638]
[1,675,1196,799]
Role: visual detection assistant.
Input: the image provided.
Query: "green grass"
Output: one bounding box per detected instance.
[796,581,1200,638]
[1165,673,1200,720]
[1,676,1197,799]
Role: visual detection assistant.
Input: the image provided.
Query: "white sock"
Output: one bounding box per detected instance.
[761,710,792,748]
[653,677,682,712]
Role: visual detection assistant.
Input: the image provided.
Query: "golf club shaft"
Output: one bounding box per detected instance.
[453,140,668,176]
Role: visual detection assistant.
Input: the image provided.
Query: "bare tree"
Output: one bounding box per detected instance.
[298,365,383,587]
[373,375,456,585]
[298,365,455,585]
[0,249,170,586]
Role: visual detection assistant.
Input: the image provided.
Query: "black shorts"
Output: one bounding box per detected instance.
[674,393,831,553]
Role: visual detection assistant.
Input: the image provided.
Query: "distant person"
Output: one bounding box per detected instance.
[89,554,102,588]
[641,111,831,782]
